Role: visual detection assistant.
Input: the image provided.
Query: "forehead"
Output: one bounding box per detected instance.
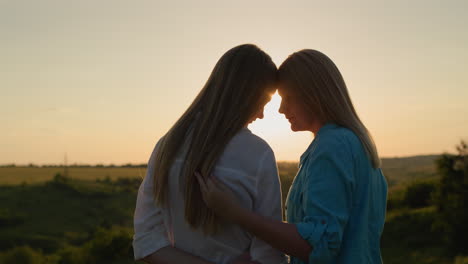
[276,82,294,97]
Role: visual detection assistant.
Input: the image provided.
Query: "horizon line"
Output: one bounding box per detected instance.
[0,153,446,167]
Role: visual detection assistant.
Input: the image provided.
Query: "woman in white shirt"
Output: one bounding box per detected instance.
[133,44,287,264]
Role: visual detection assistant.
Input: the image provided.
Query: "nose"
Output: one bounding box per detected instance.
[258,110,264,119]
[278,99,285,115]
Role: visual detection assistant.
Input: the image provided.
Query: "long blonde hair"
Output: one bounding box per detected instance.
[152,44,277,234]
[278,49,381,168]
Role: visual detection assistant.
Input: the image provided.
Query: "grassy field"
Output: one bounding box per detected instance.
[380,155,439,188]
[1,154,461,264]
[0,154,439,186]
[0,167,146,185]
[0,178,139,263]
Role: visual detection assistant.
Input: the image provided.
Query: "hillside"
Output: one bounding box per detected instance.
[277,154,440,186]
[0,155,440,187]
[1,154,458,264]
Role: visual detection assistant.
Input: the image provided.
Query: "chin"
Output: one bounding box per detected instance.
[290,123,307,132]
[290,124,299,132]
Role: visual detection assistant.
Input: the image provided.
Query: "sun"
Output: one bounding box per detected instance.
[248,90,312,162]
[264,91,282,119]
[248,91,291,139]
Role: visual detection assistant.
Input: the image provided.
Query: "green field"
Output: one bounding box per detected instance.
[0,167,146,185]
[0,155,439,187]
[0,177,140,264]
[0,154,464,264]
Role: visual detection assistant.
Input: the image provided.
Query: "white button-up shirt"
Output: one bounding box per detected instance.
[133,128,287,264]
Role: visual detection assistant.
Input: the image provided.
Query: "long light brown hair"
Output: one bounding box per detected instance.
[278,49,381,168]
[152,44,277,234]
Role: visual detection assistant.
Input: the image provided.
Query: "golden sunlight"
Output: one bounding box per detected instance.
[265,91,282,119]
[249,91,291,141]
[249,91,319,161]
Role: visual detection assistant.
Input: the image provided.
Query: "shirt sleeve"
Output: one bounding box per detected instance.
[249,148,288,264]
[295,147,355,264]
[133,141,171,260]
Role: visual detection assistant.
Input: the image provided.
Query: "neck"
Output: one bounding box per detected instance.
[310,121,325,136]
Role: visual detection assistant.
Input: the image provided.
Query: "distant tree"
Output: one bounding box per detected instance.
[103,176,112,184]
[53,173,69,183]
[1,163,16,167]
[403,181,436,208]
[433,140,468,256]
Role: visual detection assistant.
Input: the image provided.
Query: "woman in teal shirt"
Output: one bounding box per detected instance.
[197,49,388,263]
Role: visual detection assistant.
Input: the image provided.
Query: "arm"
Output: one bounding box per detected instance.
[197,149,354,263]
[196,174,311,261]
[234,204,312,261]
[294,150,354,263]
[248,149,300,263]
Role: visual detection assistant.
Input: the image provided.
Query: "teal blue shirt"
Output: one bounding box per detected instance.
[285,124,387,264]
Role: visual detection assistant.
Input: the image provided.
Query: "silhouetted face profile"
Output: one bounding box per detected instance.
[246,92,273,126]
[278,83,319,132]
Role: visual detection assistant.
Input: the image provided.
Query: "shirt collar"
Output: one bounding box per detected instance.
[299,123,338,165]
[316,122,339,137]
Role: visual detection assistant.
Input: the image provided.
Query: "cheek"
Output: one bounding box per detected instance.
[291,104,302,117]
[295,106,311,125]
[282,101,292,114]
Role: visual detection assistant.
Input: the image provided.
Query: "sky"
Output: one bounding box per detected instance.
[1,0,467,164]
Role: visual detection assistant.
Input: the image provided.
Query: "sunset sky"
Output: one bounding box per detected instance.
[2,0,467,164]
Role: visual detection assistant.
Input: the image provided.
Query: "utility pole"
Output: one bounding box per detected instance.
[64,153,68,178]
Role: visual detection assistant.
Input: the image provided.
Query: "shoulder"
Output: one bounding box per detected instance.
[314,125,362,159]
[217,128,276,174]
[303,126,359,185]
[226,128,275,158]
[304,125,363,176]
